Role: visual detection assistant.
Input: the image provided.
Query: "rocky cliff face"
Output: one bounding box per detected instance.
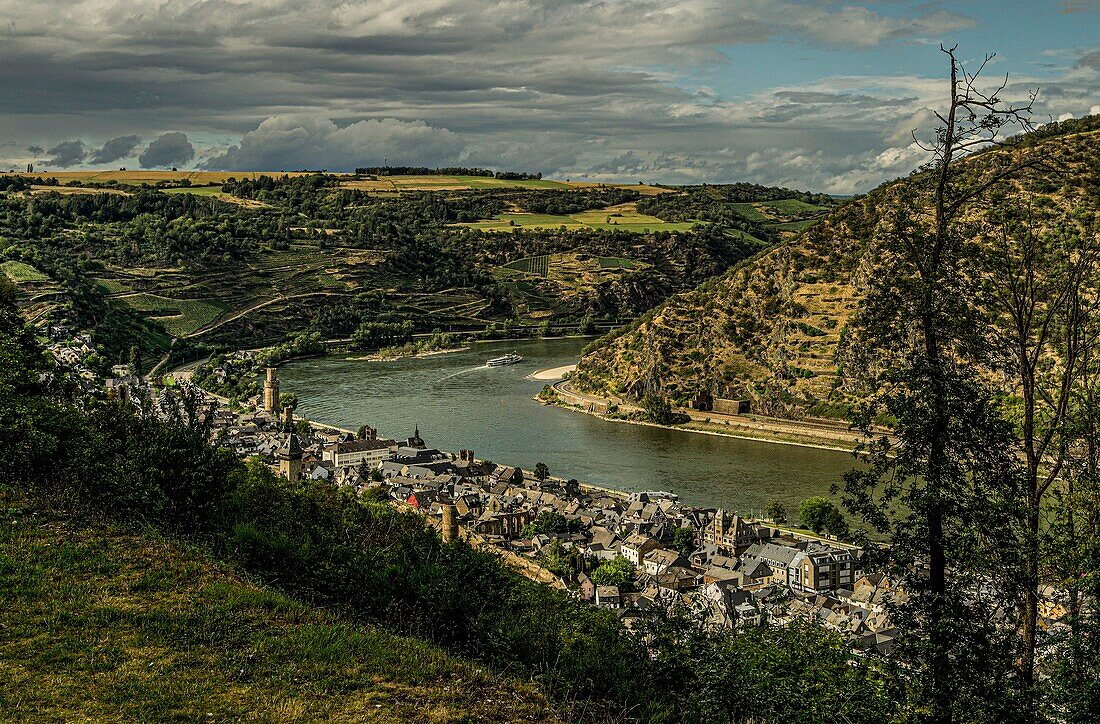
[573,117,1100,420]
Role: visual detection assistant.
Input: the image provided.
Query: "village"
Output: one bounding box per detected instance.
[160,365,903,655]
[35,292,1076,672]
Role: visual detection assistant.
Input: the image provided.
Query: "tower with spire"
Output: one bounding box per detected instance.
[277,433,303,481]
[406,424,425,449]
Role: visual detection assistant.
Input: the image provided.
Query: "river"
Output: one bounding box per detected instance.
[280,337,857,516]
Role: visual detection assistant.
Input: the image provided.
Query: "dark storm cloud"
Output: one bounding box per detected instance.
[26,145,44,155]
[89,135,142,165]
[202,115,464,171]
[139,133,194,168]
[45,140,86,167]
[1,0,1089,192]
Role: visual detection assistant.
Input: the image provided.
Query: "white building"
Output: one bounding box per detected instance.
[323,438,393,468]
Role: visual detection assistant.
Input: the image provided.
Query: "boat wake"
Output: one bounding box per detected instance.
[434,365,486,384]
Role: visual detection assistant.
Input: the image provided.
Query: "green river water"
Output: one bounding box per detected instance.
[280,337,856,515]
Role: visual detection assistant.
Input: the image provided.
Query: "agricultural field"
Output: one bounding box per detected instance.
[341,175,569,192]
[759,198,831,216]
[30,185,130,196]
[730,199,831,224]
[340,176,671,194]
[497,253,647,281]
[1,260,49,282]
[456,202,695,233]
[114,293,229,337]
[728,203,773,222]
[597,256,639,270]
[17,170,324,185]
[774,219,822,232]
[158,185,227,197]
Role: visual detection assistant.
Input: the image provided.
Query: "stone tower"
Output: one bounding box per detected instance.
[441,504,459,543]
[278,433,303,482]
[263,367,280,413]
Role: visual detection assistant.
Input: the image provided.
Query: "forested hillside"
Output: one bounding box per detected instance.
[573,115,1100,419]
[0,172,831,366]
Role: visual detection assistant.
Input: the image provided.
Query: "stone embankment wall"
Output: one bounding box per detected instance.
[417,506,566,591]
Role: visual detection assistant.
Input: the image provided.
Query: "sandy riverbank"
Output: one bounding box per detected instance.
[529,364,577,380]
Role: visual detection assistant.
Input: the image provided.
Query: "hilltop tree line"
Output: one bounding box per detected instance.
[353,166,543,179]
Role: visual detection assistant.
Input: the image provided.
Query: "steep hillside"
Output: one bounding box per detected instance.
[0,174,831,362]
[0,486,556,723]
[573,116,1100,419]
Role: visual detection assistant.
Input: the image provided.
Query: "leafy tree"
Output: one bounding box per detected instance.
[0,279,64,483]
[128,344,143,375]
[520,510,569,538]
[642,391,678,425]
[590,556,636,589]
[1046,347,1100,719]
[672,526,697,557]
[798,497,845,536]
[765,498,788,524]
[974,196,1100,687]
[541,538,572,576]
[534,461,550,482]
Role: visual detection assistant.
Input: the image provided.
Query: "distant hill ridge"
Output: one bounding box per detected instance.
[571,115,1100,420]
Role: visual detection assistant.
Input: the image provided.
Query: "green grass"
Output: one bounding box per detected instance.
[597,257,639,270]
[503,255,551,277]
[159,186,229,198]
[729,203,772,222]
[0,487,557,723]
[116,294,228,336]
[758,198,829,215]
[93,277,132,293]
[1,260,49,282]
[586,221,695,232]
[458,210,696,234]
[569,208,664,225]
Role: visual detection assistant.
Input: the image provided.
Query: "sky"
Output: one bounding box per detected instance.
[1,0,1098,193]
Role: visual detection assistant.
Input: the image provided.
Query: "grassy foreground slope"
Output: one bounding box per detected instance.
[572,115,1100,418]
[0,488,555,723]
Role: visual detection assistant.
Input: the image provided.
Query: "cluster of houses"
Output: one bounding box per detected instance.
[166,369,903,654]
[33,332,1076,659]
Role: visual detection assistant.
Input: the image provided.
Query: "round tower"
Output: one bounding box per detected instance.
[441,504,459,543]
[263,367,280,414]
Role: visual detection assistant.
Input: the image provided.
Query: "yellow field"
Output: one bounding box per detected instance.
[339,176,672,194]
[16,170,675,195]
[30,185,129,196]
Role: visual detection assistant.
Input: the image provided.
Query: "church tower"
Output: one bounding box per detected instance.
[264,367,280,413]
[278,433,303,482]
